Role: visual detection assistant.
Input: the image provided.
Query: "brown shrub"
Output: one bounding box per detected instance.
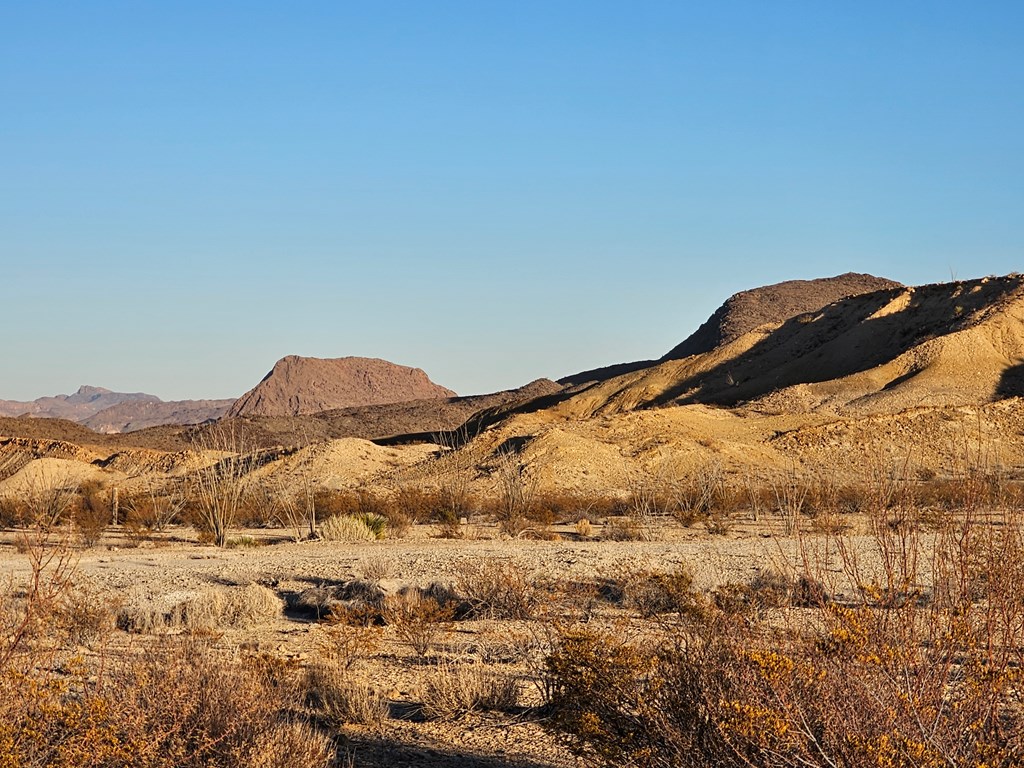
[383,592,454,657]
[304,664,387,727]
[421,661,519,720]
[453,560,539,620]
[546,507,1024,768]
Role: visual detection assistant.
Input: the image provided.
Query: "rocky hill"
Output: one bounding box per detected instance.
[0,386,232,433]
[560,273,901,387]
[228,356,457,418]
[661,272,903,361]
[540,275,1024,419]
[83,399,234,434]
[0,386,157,421]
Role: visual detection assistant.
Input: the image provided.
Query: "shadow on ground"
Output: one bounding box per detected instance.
[339,734,570,768]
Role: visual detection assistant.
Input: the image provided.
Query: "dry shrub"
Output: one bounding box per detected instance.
[318,514,379,542]
[0,536,330,768]
[0,495,29,527]
[383,592,454,657]
[186,429,255,547]
[122,486,186,533]
[182,583,282,630]
[421,661,519,720]
[360,554,394,581]
[53,581,118,646]
[714,571,828,617]
[119,584,281,634]
[74,479,110,547]
[546,507,1024,768]
[315,489,409,535]
[620,567,705,620]
[288,580,387,624]
[601,516,652,541]
[453,560,539,620]
[389,487,442,524]
[574,518,593,538]
[304,664,388,727]
[544,626,662,765]
[318,620,381,670]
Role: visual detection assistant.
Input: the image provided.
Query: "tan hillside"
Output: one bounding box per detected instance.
[662,272,902,361]
[533,275,1024,421]
[228,356,456,418]
[560,272,900,386]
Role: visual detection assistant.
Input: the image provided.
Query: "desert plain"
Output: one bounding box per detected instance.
[3,272,1024,767]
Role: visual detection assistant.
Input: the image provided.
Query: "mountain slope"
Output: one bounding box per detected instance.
[228,356,457,418]
[661,272,903,361]
[0,386,157,421]
[82,399,234,434]
[547,275,1024,419]
[560,272,900,387]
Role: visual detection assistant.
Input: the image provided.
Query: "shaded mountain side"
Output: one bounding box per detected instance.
[662,272,902,361]
[0,386,158,421]
[557,360,657,389]
[559,272,900,388]
[0,416,198,453]
[0,380,563,454]
[229,356,457,418]
[465,275,1024,434]
[83,399,234,434]
[212,378,563,449]
[560,276,1024,418]
[0,416,110,445]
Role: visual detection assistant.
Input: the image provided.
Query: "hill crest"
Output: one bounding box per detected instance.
[228,356,457,418]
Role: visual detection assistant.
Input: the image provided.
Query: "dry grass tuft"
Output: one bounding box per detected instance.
[119,583,282,633]
[421,661,519,720]
[304,664,388,727]
[453,559,539,620]
[318,514,381,542]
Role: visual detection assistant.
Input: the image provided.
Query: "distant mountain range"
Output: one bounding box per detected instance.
[0,386,233,433]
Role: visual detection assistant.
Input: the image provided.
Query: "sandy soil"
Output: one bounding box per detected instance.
[0,519,844,768]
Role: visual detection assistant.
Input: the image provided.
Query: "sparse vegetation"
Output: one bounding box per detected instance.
[421,661,519,720]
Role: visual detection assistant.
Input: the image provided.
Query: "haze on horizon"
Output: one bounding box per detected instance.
[2,2,1021,402]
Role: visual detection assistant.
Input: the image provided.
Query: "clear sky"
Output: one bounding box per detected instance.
[2,2,1022,401]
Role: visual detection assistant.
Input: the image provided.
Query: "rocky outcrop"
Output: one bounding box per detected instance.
[228,356,457,418]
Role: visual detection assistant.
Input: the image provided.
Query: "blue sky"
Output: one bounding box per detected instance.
[2,2,1022,401]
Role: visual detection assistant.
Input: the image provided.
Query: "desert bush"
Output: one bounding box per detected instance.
[421,661,519,720]
[304,664,388,727]
[383,592,454,657]
[546,503,1024,768]
[0,495,29,527]
[392,486,442,523]
[360,554,394,581]
[453,560,539,620]
[575,517,593,538]
[15,471,79,529]
[74,479,110,546]
[317,620,381,670]
[621,567,705,620]
[714,570,828,617]
[122,483,187,533]
[318,513,381,542]
[601,516,653,541]
[53,581,118,646]
[544,626,664,765]
[102,640,332,767]
[119,584,281,634]
[0,532,330,768]
[428,430,479,524]
[187,428,255,547]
